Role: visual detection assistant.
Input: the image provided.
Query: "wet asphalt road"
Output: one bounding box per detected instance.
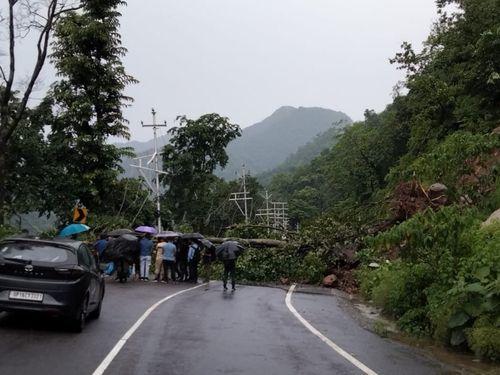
[0,280,448,375]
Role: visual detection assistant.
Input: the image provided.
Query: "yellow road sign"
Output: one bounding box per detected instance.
[73,207,88,224]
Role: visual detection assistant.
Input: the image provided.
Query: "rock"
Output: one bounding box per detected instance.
[482,208,500,227]
[322,274,338,288]
[428,183,447,193]
[368,262,380,268]
[428,183,448,206]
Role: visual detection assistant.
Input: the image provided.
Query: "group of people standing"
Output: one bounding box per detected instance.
[95,233,241,290]
[138,235,218,285]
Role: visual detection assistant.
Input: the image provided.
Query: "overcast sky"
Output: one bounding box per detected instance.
[10,0,439,142]
[119,0,439,141]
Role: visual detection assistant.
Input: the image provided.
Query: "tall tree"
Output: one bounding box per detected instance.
[161,113,241,229]
[391,0,500,154]
[0,0,82,222]
[42,0,136,217]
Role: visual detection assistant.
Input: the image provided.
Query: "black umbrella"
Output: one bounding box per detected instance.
[181,232,204,240]
[107,228,135,237]
[102,234,139,262]
[216,241,245,260]
[200,239,215,249]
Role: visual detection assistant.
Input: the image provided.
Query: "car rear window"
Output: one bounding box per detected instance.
[0,242,75,265]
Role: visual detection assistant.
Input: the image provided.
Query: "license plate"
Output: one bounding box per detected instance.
[9,290,44,302]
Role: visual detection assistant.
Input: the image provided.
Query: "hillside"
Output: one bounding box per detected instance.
[218,106,351,179]
[257,124,346,185]
[118,107,351,180]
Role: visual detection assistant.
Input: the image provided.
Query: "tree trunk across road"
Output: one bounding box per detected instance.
[206,237,287,248]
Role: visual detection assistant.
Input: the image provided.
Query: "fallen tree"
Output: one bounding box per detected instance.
[206,237,286,248]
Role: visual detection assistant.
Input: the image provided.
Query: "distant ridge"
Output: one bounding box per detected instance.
[257,124,347,185]
[117,106,351,180]
[218,106,351,179]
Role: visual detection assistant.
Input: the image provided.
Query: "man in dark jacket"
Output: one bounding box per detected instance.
[217,241,244,291]
[176,240,189,281]
[187,240,200,283]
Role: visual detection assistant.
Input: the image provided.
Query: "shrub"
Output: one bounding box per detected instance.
[357,207,500,361]
[0,225,16,240]
[296,252,326,284]
[466,316,500,361]
[371,261,434,320]
[219,245,325,284]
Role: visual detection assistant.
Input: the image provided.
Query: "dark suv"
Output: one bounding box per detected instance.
[0,237,105,332]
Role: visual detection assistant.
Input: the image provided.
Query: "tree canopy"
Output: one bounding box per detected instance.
[161,114,242,230]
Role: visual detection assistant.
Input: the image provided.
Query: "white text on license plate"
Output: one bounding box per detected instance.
[9,291,44,302]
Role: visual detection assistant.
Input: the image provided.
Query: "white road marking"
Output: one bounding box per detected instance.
[285,284,378,375]
[92,283,206,375]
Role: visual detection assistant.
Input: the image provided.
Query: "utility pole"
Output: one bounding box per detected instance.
[263,190,271,228]
[230,165,253,224]
[130,108,167,232]
[256,190,272,233]
[257,197,288,233]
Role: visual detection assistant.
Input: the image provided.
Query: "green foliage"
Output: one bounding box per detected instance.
[86,214,131,237]
[358,208,500,360]
[231,246,325,284]
[391,0,500,153]
[296,252,326,284]
[466,316,500,361]
[107,178,156,226]
[39,0,136,217]
[161,114,241,231]
[2,104,48,215]
[269,107,408,225]
[0,225,16,240]
[174,223,194,234]
[388,132,500,201]
[369,205,479,263]
[257,124,346,186]
[300,214,360,264]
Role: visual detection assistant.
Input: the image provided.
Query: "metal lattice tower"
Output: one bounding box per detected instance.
[229,165,253,224]
[256,192,289,231]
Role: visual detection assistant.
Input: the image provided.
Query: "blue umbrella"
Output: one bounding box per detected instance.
[59,224,90,237]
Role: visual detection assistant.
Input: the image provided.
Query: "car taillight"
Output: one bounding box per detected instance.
[55,266,86,279]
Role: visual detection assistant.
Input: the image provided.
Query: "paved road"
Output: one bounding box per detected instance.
[0,281,450,375]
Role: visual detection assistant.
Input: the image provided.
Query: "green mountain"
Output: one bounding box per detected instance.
[218,106,351,179]
[257,124,346,185]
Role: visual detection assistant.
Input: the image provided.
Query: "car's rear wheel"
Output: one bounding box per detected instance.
[70,296,88,333]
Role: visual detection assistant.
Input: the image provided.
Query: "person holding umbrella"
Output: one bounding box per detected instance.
[200,239,216,283]
[139,234,153,281]
[152,237,165,282]
[162,238,177,283]
[135,226,157,281]
[187,240,200,283]
[217,241,245,291]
